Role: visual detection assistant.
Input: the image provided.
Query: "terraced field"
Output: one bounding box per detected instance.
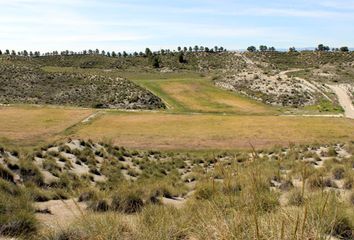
[135,76,276,114]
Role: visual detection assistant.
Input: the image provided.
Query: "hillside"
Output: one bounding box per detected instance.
[1,139,354,239]
[0,62,165,109]
[2,51,353,110]
[215,52,354,108]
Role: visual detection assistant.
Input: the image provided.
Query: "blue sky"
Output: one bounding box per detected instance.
[0,0,353,52]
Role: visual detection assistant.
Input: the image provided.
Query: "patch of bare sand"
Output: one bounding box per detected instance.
[35,199,86,230]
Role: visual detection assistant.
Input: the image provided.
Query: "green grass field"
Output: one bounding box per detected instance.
[134,76,276,114]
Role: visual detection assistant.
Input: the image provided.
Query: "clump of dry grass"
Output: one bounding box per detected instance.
[288,188,305,206]
[0,182,38,237]
[111,189,144,214]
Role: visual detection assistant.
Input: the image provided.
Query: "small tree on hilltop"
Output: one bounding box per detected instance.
[247,46,256,52]
[340,46,349,52]
[194,45,199,52]
[177,46,181,52]
[317,44,330,52]
[289,47,297,52]
[259,45,268,52]
[145,48,152,57]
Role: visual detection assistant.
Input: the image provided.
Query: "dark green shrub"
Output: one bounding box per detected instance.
[0,179,21,196]
[88,199,110,212]
[332,216,353,239]
[0,165,14,182]
[19,161,44,186]
[78,189,99,202]
[332,167,345,180]
[111,191,144,214]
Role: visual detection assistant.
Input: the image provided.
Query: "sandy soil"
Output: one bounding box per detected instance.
[328,84,354,119]
[35,199,86,230]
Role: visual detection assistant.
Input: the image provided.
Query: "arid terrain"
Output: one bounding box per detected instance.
[0,50,353,240]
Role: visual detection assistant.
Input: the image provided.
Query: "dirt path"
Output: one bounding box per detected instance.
[81,111,102,123]
[283,114,343,118]
[279,69,332,101]
[327,85,354,119]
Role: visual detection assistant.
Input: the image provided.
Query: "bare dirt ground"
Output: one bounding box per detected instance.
[35,199,87,230]
[328,84,354,119]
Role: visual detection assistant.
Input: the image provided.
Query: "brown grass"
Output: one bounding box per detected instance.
[0,105,93,146]
[72,112,354,150]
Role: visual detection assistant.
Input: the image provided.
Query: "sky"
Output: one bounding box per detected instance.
[0,0,353,52]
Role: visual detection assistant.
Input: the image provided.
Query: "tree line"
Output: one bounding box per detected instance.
[0,44,351,60]
[0,45,227,58]
[247,44,350,53]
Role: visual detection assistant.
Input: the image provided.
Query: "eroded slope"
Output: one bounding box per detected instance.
[0,64,165,109]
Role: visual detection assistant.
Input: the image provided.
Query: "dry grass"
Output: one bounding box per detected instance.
[0,105,93,146]
[73,112,354,150]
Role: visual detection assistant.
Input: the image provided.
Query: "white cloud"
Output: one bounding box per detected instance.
[319,0,354,10]
[0,0,352,51]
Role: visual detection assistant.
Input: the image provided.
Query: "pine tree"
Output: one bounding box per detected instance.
[151,56,160,68]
